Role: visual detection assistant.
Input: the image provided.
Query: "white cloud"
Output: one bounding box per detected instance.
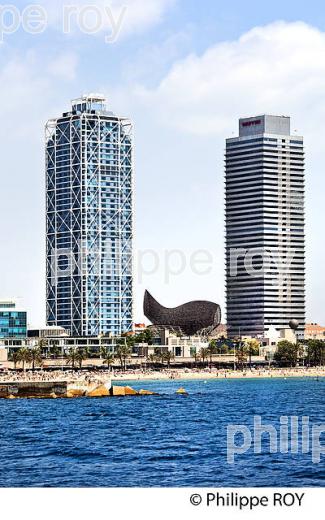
[0,51,78,135]
[111,0,176,36]
[48,52,79,80]
[138,21,325,137]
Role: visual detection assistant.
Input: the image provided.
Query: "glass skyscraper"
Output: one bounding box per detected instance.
[225,115,305,339]
[0,301,27,339]
[46,95,134,337]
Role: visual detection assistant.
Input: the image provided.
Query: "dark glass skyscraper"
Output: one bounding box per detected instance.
[46,95,134,337]
[225,115,305,339]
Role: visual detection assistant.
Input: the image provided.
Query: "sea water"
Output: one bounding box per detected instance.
[0,377,324,487]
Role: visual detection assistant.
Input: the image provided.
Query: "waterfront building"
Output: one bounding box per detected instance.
[28,326,70,338]
[225,115,305,339]
[1,335,117,356]
[304,323,325,340]
[133,323,146,334]
[1,327,208,360]
[0,329,266,365]
[262,325,297,347]
[147,326,209,357]
[0,301,27,339]
[45,94,134,337]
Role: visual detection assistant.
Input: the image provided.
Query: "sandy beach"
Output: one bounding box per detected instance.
[112,367,325,382]
[1,367,324,385]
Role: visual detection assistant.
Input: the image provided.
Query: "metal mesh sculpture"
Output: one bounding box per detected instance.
[143,290,221,336]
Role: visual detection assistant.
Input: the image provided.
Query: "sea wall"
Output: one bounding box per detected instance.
[0,381,68,398]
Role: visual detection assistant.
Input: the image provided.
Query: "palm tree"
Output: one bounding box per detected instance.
[137,328,154,345]
[147,353,157,369]
[119,334,136,349]
[192,349,201,367]
[9,349,21,370]
[163,351,174,369]
[100,346,115,371]
[245,339,260,368]
[236,343,248,369]
[220,343,229,354]
[154,348,166,366]
[207,340,218,368]
[50,343,61,359]
[65,347,78,369]
[76,348,89,369]
[18,347,31,371]
[116,344,131,371]
[29,346,43,371]
[199,347,209,367]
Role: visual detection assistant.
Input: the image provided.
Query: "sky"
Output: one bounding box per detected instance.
[0,0,324,327]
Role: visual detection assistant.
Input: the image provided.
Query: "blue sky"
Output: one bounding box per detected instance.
[0,0,324,327]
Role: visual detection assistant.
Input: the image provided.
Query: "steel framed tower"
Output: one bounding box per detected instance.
[225,115,305,339]
[46,95,134,337]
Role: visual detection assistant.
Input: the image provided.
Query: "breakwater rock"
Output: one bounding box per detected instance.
[0,380,157,399]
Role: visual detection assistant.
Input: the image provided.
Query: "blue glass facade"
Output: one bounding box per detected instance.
[0,302,27,338]
[46,95,134,337]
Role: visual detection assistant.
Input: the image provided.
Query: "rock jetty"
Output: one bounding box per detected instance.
[0,380,157,399]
